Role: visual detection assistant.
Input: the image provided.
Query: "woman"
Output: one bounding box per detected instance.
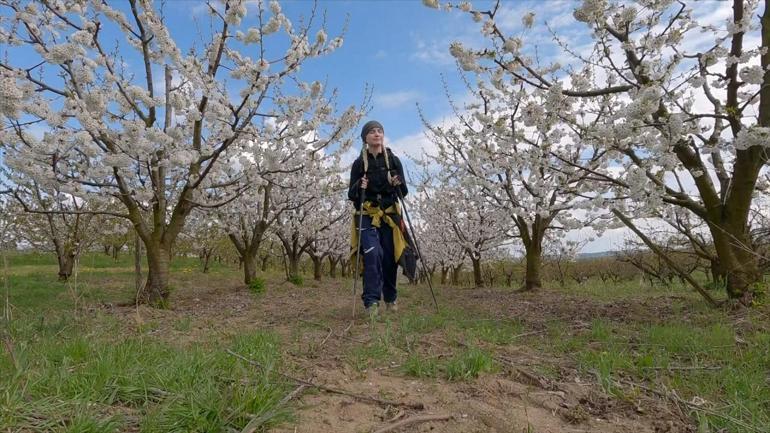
[348,120,408,317]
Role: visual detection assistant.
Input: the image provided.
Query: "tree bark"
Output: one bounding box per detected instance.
[523,238,543,291]
[141,243,171,307]
[709,258,726,284]
[440,266,449,285]
[228,228,265,286]
[56,247,76,281]
[451,264,462,285]
[471,256,483,288]
[243,253,258,286]
[328,256,338,278]
[287,253,301,281]
[134,230,142,298]
[710,225,759,303]
[201,247,213,274]
[312,256,323,281]
[515,215,549,292]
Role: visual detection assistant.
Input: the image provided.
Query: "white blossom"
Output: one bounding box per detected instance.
[739,65,764,85]
[522,12,535,29]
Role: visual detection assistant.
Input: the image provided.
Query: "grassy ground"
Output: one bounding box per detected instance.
[1,252,292,433]
[1,251,769,432]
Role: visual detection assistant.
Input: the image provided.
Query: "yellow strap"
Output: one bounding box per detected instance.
[349,201,406,265]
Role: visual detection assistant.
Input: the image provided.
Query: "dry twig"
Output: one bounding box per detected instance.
[372,413,453,433]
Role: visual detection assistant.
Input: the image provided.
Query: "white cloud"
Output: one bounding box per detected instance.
[373,49,387,59]
[387,130,435,163]
[374,90,422,109]
[411,38,455,65]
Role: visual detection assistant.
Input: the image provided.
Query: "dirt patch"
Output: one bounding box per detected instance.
[103,276,693,432]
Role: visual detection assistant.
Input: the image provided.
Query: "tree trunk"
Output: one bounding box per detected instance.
[451,264,462,285]
[312,256,323,281]
[523,238,543,291]
[229,236,260,286]
[710,258,726,284]
[287,254,301,281]
[103,245,111,255]
[112,245,120,262]
[440,267,449,285]
[261,256,269,272]
[471,256,483,288]
[134,231,142,298]
[243,253,258,286]
[57,248,76,281]
[328,256,338,278]
[140,243,171,307]
[202,248,213,274]
[711,226,759,303]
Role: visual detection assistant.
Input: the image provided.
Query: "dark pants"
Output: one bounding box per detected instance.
[360,215,397,308]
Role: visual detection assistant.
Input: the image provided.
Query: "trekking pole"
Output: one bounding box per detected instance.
[395,188,439,312]
[351,180,366,319]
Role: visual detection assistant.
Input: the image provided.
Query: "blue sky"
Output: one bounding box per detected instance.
[160,0,576,163]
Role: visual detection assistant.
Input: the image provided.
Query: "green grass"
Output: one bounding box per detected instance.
[6,252,770,433]
[1,314,292,433]
[444,347,496,381]
[0,252,293,433]
[463,318,525,345]
[402,352,441,378]
[248,277,265,295]
[540,313,770,432]
[401,347,496,382]
[553,276,700,301]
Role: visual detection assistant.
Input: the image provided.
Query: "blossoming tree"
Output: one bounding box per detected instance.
[430,0,770,303]
[0,0,353,305]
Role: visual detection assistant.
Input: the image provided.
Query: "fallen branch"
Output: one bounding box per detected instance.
[372,413,453,433]
[240,384,307,433]
[226,349,425,410]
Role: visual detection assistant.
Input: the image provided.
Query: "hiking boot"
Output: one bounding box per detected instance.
[385,301,398,313]
[365,302,379,319]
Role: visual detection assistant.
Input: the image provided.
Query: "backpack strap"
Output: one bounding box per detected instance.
[361,146,392,174]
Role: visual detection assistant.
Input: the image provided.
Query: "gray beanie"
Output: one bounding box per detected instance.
[360,120,384,142]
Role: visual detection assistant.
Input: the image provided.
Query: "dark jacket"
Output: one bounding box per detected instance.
[348,148,408,210]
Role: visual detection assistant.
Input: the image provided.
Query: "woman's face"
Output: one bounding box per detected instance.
[366,127,384,147]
